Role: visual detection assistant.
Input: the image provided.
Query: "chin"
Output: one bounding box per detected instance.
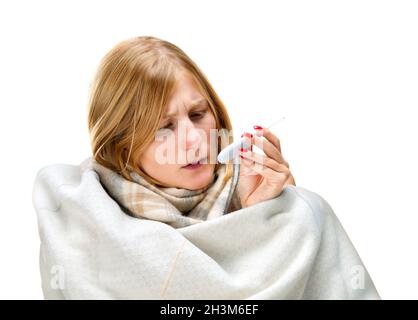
[182,181,210,191]
[180,166,215,190]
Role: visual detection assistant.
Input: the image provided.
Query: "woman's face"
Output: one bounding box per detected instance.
[136,72,217,190]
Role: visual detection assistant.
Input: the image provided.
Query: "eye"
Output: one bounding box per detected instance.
[190,109,207,120]
[160,122,174,130]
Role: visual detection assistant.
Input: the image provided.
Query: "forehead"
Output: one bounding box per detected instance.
[164,74,208,115]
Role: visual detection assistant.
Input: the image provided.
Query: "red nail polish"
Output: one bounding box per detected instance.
[240,148,247,152]
[244,132,253,138]
[253,125,263,130]
[240,155,244,159]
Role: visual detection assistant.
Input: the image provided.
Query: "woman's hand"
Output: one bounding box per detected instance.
[237,126,296,208]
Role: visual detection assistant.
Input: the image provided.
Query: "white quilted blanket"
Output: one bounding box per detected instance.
[32,163,380,299]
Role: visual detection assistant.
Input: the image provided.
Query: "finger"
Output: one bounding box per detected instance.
[241,130,290,168]
[241,132,283,164]
[252,134,288,165]
[253,126,281,153]
[239,157,258,176]
[253,127,290,168]
[285,173,296,186]
[240,150,288,173]
[241,132,253,151]
[249,162,290,183]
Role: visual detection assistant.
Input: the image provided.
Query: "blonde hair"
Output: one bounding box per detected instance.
[87,36,234,187]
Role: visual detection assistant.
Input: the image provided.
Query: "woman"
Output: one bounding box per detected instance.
[87,35,296,215]
[32,36,380,299]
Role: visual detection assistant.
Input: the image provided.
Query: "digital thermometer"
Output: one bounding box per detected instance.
[217,116,286,164]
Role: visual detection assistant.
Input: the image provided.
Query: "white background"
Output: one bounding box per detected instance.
[1,0,417,299]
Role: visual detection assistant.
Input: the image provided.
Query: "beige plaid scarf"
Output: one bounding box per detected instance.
[80,157,241,228]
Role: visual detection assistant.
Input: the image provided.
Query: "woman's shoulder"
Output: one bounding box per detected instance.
[34,163,82,189]
[284,184,336,226]
[34,157,94,185]
[32,157,96,212]
[286,185,332,209]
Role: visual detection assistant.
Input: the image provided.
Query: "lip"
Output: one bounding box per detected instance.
[182,158,206,169]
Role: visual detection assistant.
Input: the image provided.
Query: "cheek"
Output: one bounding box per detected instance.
[142,139,177,168]
[137,144,158,168]
[198,115,215,139]
[203,114,217,131]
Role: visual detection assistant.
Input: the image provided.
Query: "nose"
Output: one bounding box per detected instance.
[185,123,202,150]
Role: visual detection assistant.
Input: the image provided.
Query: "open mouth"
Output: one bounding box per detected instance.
[182,158,205,168]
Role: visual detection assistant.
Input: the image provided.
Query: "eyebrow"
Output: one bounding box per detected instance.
[162,98,208,120]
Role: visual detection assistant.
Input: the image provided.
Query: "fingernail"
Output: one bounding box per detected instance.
[253,125,263,130]
[239,148,247,152]
[243,132,253,138]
